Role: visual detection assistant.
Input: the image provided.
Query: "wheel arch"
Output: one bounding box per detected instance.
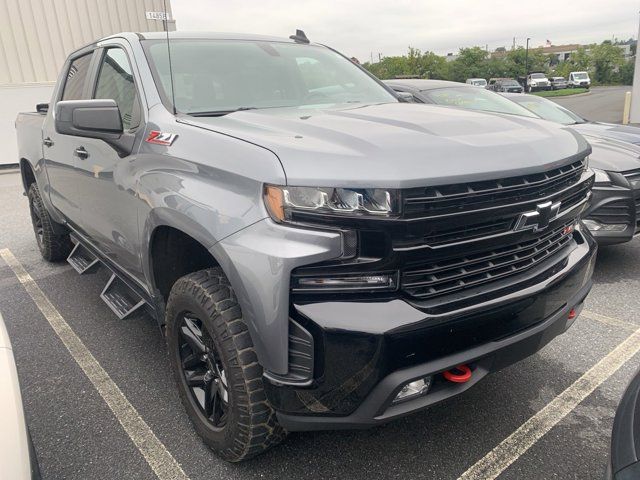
[143,210,278,373]
[20,158,36,194]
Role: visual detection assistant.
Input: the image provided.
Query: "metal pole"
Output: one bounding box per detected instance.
[525,38,530,75]
[630,13,640,123]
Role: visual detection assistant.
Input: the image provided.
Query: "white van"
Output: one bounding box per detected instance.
[466,78,487,87]
[568,71,591,89]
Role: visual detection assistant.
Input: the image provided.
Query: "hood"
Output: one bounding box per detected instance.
[581,134,640,172]
[181,103,589,188]
[572,122,640,146]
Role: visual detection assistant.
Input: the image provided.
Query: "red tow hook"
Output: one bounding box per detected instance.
[443,364,472,383]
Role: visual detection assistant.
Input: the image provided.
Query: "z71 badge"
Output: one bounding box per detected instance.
[145,130,178,146]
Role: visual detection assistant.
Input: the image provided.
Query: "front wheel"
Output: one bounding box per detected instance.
[165,268,286,462]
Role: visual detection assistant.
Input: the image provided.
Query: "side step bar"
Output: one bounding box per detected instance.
[100,274,146,320]
[67,235,151,321]
[67,242,100,274]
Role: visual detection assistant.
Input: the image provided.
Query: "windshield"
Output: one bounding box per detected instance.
[420,87,538,117]
[530,73,546,79]
[509,95,585,125]
[471,79,487,86]
[573,72,588,79]
[502,79,519,86]
[142,39,395,114]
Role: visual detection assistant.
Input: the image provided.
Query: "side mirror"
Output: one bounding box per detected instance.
[55,99,135,156]
[395,91,415,103]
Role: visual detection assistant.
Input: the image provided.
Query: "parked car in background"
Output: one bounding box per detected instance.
[568,71,591,88]
[384,79,539,117]
[504,93,640,146]
[503,93,640,245]
[465,77,487,87]
[526,72,551,92]
[549,76,568,90]
[0,313,40,479]
[608,367,640,479]
[385,79,639,246]
[487,78,523,93]
[16,31,596,461]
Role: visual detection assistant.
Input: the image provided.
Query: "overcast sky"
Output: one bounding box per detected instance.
[171,0,639,61]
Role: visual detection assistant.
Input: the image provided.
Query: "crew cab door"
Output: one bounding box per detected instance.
[43,50,97,223]
[72,44,146,281]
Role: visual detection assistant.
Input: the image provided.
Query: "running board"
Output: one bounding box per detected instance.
[67,242,100,274]
[100,273,146,320]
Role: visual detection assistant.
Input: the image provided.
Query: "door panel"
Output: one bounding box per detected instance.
[44,52,94,223]
[74,46,145,282]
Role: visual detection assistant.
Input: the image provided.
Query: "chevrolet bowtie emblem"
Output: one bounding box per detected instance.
[514,201,561,232]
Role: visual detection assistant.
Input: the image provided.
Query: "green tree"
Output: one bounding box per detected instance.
[420,51,450,79]
[618,61,635,85]
[590,41,625,84]
[503,47,547,77]
[569,46,591,71]
[449,47,490,82]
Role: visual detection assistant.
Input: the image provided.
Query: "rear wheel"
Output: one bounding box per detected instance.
[27,183,72,262]
[165,268,285,462]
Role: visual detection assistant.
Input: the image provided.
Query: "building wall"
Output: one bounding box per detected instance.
[0,0,174,165]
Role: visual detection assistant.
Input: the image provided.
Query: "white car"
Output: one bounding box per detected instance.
[465,78,487,87]
[568,71,591,89]
[0,313,40,479]
[526,72,551,92]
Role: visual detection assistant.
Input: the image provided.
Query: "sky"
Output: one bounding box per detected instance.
[170,0,639,62]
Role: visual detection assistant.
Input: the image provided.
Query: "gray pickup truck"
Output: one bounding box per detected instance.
[16,31,597,461]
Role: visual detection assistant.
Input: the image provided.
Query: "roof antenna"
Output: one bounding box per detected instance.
[163,0,177,115]
[289,29,310,44]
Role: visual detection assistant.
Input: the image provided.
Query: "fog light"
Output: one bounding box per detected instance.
[582,219,626,232]
[393,377,432,403]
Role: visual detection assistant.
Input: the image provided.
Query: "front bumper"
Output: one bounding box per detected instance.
[583,183,640,245]
[268,228,597,431]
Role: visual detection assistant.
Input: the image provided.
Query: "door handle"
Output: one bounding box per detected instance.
[74,146,89,159]
[43,137,54,147]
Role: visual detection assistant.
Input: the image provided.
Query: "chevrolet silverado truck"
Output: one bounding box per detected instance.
[16,31,597,461]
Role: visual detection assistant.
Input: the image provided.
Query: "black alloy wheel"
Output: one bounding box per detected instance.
[178,314,228,428]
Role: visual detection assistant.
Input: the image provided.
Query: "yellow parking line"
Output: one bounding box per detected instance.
[458,320,640,480]
[0,249,189,480]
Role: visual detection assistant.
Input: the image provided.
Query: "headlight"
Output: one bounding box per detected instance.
[591,168,611,184]
[264,185,399,222]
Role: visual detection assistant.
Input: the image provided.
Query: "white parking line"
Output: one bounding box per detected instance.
[0,249,189,480]
[582,309,636,330]
[458,321,640,480]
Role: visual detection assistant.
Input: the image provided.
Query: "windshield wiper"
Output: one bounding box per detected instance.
[188,107,258,117]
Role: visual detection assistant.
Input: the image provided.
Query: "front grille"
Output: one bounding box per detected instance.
[403,158,586,218]
[586,199,631,225]
[401,160,591,247]
[401,223,573,300]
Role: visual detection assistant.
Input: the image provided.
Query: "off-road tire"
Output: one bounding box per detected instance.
[27,183,72,262]
[165,268,286,462]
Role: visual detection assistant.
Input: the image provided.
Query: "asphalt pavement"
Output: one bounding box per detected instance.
[551,86,631,124]
[1,168,640,480]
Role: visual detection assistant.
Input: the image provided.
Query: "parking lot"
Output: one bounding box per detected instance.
[1,150,639,480]
[551,86,632,124]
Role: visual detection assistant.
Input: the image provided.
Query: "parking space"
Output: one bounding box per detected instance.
[1,167,640,480]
